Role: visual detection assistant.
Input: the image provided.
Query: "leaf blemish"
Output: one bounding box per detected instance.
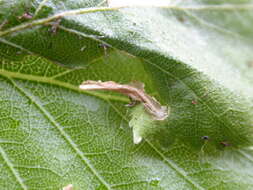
[177,16,185,23]
[220,141,231,147]
[79,80,169,121]
[247,61,253,68]
[192,100,197,105]
[202,136,209,140]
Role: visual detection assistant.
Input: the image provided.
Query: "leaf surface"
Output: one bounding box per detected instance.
[0,0,253,189]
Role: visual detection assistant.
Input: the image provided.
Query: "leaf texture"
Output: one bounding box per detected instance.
[0,0,253,189]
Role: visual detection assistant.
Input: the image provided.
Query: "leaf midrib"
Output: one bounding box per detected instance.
[0,4,252,189]
[0,63,208,190]
[1,69,207,190]
[0,23,242,189]
[0,68,129,103]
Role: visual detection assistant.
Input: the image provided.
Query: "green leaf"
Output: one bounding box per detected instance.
[0,0,253,189]
[129,104,168,144]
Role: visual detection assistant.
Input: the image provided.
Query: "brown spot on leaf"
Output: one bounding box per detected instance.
[177,16,185,23]
[220,141,231,147]
[247,61,253,68]
[191,100,197,105]
[202,136,209,140]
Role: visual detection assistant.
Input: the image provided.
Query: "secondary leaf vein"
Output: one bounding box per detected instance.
[0,4,252,37]
[107,101,205,190]
[6,76,113,190]
[0,145,28,190]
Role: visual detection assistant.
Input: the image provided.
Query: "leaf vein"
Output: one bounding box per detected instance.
[183,10,244,39]
[143,58,240,140]
[0,68,129,103]
[34,0,51,17]
[237,149,253,164]
[1,4,252,37]
[6,77,113,190]
[0,145,28,190]
[107,101,206,190]
[146,140,206,190]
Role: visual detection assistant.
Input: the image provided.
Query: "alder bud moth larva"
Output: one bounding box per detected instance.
[79,80,169,120]
[79,80,170,144]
